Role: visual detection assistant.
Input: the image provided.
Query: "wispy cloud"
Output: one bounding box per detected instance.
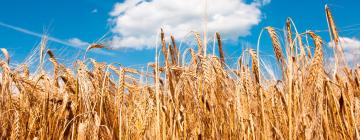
[0,21,112,55]
[92,9,98,13]
[0,21,90,48]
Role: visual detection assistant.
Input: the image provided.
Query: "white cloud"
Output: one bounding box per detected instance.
[328,37,360,65]
[108,0,268,49]
[68,38,90,47]
[110,0,143,16]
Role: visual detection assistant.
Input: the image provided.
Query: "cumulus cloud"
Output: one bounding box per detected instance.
[328,37,360,66]
[108,0,269,49]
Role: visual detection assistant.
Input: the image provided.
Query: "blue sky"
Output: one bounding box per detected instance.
[0,0,359,70]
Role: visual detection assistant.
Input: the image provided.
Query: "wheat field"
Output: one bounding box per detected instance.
[0,5,359,140]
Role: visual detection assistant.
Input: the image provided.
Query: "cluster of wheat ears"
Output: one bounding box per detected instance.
[0,5,359,140]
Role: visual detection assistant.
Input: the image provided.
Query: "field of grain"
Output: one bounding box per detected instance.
[0,5,359,140]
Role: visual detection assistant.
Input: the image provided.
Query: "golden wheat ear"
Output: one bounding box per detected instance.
[47,49,59,80]
[325,5,348,77]
[47,50,58,64]
[1,48,10,64]
[39,35,48,65]
[169,35,177,65]
[249,49,260,84]
[86,43,105,52]
[193,31,203,56]
[84,43,105,60]
[307,31,324,70]
[286,18,293,51]
[170,35,179,64]
[216,32,225,67]
[160,28,167,56]
[265,27,285,66]
[325,5,339,46]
